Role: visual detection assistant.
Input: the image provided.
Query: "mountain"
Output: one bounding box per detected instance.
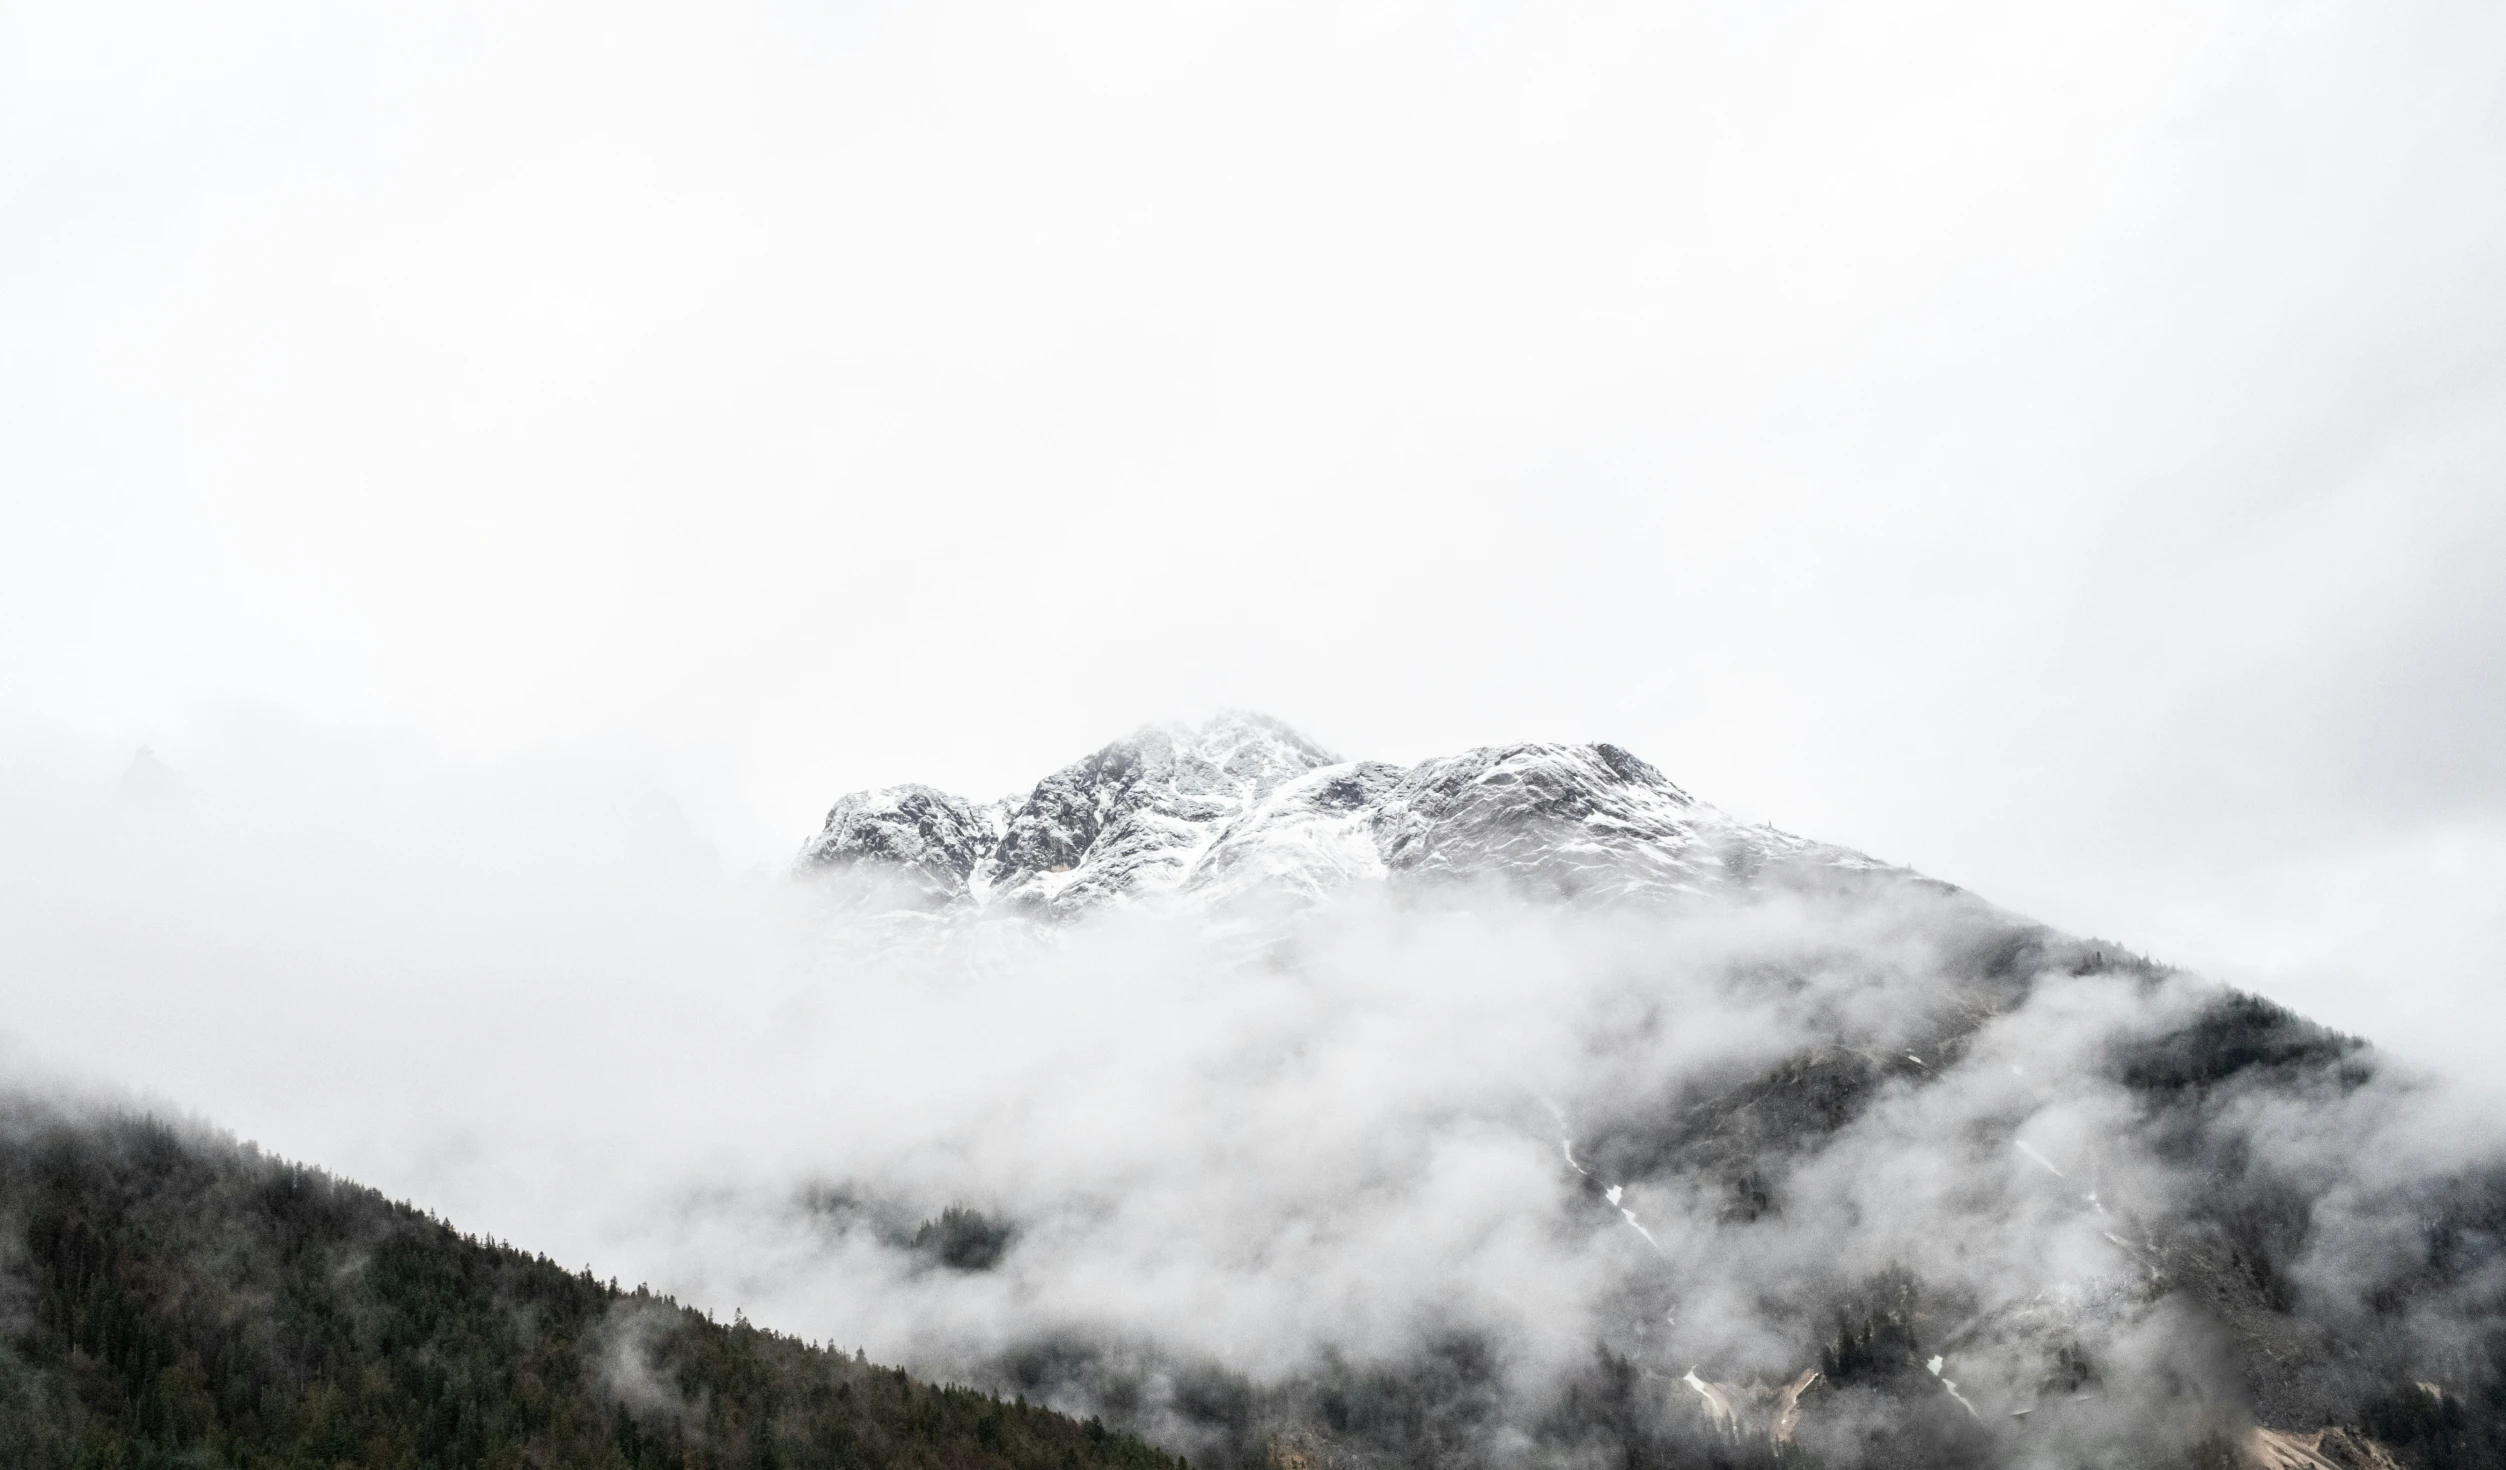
[798,712,1891,918]
[1,715,2491,1470]
[795,716,2506,1470]
[0,1093,1187,1470]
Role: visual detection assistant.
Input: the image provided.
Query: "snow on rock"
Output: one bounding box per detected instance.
[796,713,1900,917]
[1180,761,1403,906]
[976,711,1341,917]
[798,785,1008,910]
[1367,741,1878,899]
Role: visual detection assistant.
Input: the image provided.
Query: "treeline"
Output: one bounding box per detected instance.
[0,1097,1186,1470]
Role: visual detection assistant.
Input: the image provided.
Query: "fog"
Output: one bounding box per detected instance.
[6,6,2506,1451]
[7,708,2501,1461]
[5,0,2506,1086]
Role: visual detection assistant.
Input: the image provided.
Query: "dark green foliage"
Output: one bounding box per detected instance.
[1305,1333,1502,1459]
[2360,1167,2506,1316]
[2214,1173,2316,1316]
[1942,922,2161,995]
[1818,1271,1925,1391]
[2111,990,2370,1099]
[1581,1047,1904,1223]
[2363,1370,2506,1470]
[1162,1365,1252,1446]
[1789,1272,1997,1470]
[910,1210,1014,1274]
[0,1101,1187,1470]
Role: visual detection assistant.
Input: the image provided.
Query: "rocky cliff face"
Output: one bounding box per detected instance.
[799,713,1889,917]
[800,784,1008,909]
[973,712,1341,914]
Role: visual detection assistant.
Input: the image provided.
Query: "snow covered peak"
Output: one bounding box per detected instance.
[1371,742,1715,899]
[974,712,1342,915]
[1161,709,1342,787]
[798,717,1890,917]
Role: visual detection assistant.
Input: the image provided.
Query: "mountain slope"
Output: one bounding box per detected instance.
[0,1093,1188,1470]
[789,716,2506,1470]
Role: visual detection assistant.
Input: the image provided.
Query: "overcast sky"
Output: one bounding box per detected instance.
[4,0,2503,1077]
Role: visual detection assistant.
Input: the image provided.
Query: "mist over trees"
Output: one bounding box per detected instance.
[0,1098,1185,1470]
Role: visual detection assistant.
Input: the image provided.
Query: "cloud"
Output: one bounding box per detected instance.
[6,4,2503,1105]
[8,709,2501,1463]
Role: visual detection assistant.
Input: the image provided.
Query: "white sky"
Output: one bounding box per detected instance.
[4,0,2503,1075]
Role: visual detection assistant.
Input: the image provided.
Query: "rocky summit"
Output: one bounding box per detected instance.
[799,712,1890,916]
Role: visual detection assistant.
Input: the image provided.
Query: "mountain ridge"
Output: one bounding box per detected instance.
[800,713,1895,918]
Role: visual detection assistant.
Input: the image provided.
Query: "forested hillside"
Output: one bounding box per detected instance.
[0,1096,1186,1470]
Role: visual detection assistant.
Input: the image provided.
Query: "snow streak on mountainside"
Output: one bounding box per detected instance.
[799,713,1890,917]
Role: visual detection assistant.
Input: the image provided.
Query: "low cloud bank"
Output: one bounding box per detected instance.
[2,714,2500,1465]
